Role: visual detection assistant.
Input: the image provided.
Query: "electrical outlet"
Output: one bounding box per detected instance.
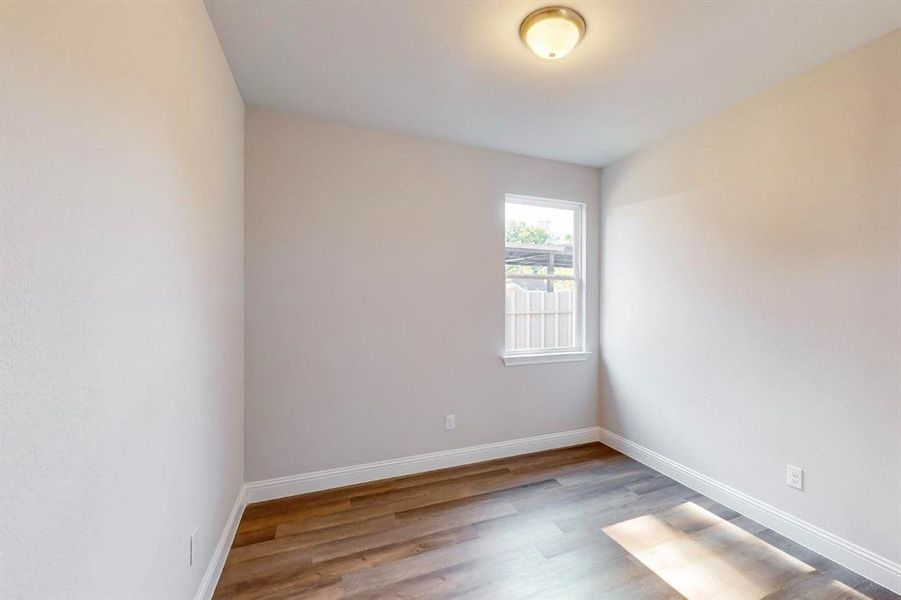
[190,527,198,566]
[786,465,803,491]
[444,414,456,431]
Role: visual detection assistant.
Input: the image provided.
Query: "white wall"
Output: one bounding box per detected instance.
[601,30,900,565]
[0,2,244,598]
[244,108,600,481]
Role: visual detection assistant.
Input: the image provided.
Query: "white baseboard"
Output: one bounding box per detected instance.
[205,428,899,596]
[597,427,901,594]
[194,485,247,600]
[244,427,601,503]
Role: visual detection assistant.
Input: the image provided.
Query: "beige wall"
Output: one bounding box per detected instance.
[601,30,900,564]
[244,108,600,481]
[0,2,244,598]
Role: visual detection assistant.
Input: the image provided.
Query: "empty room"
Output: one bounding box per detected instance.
[2,0,900,598]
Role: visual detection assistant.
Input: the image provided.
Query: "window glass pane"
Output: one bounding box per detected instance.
[550,278,575,293]
[505,203,574,247]
[505,277,576,351]
[505,203,575,277]
[506,263,552,276]
[504,266,575,278]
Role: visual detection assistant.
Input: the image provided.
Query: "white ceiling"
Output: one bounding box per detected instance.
[205,0,900,167]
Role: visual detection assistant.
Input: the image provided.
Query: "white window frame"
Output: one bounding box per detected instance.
[503,194,589,366]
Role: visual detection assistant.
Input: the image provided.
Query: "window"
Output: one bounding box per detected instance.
[504,195,588,365]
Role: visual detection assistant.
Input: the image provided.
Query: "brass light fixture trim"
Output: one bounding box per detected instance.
[519,6,587,60]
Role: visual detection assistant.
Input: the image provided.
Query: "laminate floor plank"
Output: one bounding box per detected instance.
[216,525,479,599]
[229,515,401,565]
[291,500,519,564]
[336,517,560,596]
[213,443,899,599]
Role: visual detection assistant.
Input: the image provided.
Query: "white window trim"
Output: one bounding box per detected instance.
[503,194,587,365]
[502,351,591,367]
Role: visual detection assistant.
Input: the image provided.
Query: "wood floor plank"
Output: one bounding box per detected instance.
[349,547,543,600]
[213,443,900,600]
[217,525,479,598]
[336,516,559,595]
[346,468,512,509]
[228,515,401,565]
[237,499,355,536]
[762,572,870,600]
[232,526,277,548]
[293,500,519,564]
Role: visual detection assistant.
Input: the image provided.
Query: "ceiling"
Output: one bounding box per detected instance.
[205,1,901,167]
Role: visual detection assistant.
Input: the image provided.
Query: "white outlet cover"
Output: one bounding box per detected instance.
[786,465,804,491]
[444,414,455,431]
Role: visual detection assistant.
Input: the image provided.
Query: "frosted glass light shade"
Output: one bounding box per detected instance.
[520,7,586,60]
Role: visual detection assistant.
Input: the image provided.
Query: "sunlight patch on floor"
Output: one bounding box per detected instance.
[602,501,868,600]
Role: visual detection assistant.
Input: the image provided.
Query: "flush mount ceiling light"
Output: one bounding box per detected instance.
[520,6,586,60]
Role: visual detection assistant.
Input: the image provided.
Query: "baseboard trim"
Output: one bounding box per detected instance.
[597,427,901,594]
[245,426,601,504]
[194,485,246,600]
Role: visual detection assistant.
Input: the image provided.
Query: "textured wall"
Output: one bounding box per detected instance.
[601,31,900,563]
[0,2,244,597]
[243,108,600,481]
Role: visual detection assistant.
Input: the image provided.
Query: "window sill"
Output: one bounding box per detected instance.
[502,351,591,367]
